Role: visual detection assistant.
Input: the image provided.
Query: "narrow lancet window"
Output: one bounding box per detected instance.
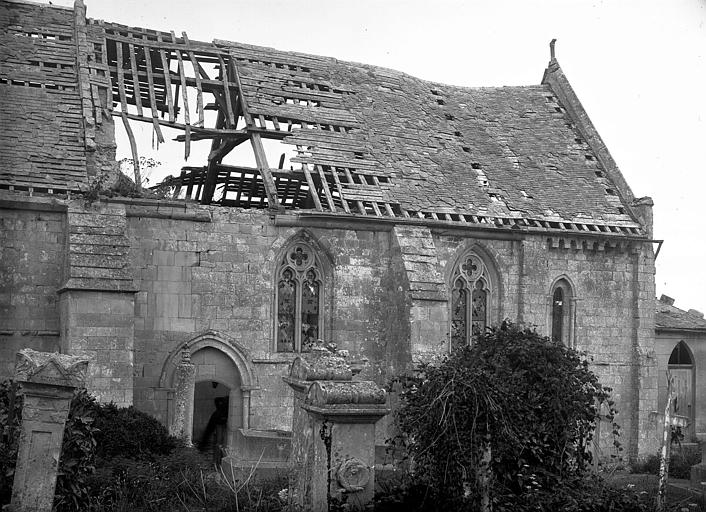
[451,279,468,350]
[551,287,564,342]
[276,269,296,352]
[275,242,324,352]
[549,278,574,347]
[471,280,488,337]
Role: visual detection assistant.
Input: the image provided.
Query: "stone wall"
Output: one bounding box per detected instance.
[0,202,65,375]
[126,204,404,432]
[0,195,657,459]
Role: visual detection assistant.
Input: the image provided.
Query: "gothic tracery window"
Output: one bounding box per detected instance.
[276,242,323,352]
[451,252,492,350]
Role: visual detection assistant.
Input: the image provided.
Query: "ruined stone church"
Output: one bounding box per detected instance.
[1,0,658,465]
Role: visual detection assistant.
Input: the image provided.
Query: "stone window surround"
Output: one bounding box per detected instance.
[546,275,578,348]
[271,231,334,353]
[447,244,500,350]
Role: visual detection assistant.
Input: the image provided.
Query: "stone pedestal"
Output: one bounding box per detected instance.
[169,349,195,445]
[284,349,388,512]
[11,349,89,512]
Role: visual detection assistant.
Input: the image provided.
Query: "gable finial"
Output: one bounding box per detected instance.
[549,39,557,62]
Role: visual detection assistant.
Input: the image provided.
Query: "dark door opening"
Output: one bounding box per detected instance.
[193,381,230,463]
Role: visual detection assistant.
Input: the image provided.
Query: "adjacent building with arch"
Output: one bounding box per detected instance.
[655,295,706,441]
[0,0,660,464]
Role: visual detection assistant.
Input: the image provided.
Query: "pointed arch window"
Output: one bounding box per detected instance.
[669,341,693,366]
[276,242,323,352]
[549,278,575,346]
[451,252,492,350]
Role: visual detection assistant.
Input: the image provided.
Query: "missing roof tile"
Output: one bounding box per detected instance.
[445,114,454,121]
[462,147,471,153]
[437,99,445,105]
[471,163,481,169]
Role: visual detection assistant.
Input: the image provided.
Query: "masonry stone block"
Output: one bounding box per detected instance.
[11,349,89,512]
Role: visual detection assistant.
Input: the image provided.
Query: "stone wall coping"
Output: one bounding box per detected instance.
[0,193,68,212]
[238,428,292,439]
[105,196,195,208]
[57,280,140,294]
[15,349,89,388]
[302,403,390,423]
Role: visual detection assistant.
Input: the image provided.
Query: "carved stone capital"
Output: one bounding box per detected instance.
[15,349,89,388]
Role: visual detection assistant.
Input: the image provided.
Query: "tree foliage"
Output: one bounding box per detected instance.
[94,403,180,461]
[392,323,622,510]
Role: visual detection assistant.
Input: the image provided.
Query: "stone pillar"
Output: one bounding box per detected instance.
[241,388,252,430]
[59,201,138,407]
[284,350,388,512]
[11,349,89,512]
[170,349,195,445]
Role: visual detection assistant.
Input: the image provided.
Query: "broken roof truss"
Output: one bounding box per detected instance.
[97,22,390,215]
[74,18,645,236]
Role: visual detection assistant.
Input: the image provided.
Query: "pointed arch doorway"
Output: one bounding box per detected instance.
[159,331,257,460]
[669,341,696,440]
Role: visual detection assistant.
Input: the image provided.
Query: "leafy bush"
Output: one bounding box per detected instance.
[373,473,652,512]
[87,447,287,511]
[391,323,622,509]
[0,380,99,510]
[54,388,100,511]
[0,380,22,505]
[631,448,701,480]
[94,403,180,461]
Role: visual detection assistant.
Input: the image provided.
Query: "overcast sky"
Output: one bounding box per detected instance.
[48,0,706,315]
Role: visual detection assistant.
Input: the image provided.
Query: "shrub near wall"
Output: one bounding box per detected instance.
[389,323,631,511]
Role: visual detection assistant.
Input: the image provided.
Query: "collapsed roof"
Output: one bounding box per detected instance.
[0,0,645,236]
[656,297,706,332]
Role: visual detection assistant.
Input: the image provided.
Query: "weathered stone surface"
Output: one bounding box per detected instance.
[289,354,352,383]
[15,348,89,388]
[170,349,196,445]
[306,381,386,406]
[11,349,88,512]
[286,351,388,511]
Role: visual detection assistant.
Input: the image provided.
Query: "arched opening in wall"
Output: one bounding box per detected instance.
[548,277,576,347]
[190,347,242,464]
[193,381,230,455]
[668,341,695,440]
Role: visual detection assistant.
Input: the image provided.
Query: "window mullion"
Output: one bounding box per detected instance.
[295,273,303,351]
